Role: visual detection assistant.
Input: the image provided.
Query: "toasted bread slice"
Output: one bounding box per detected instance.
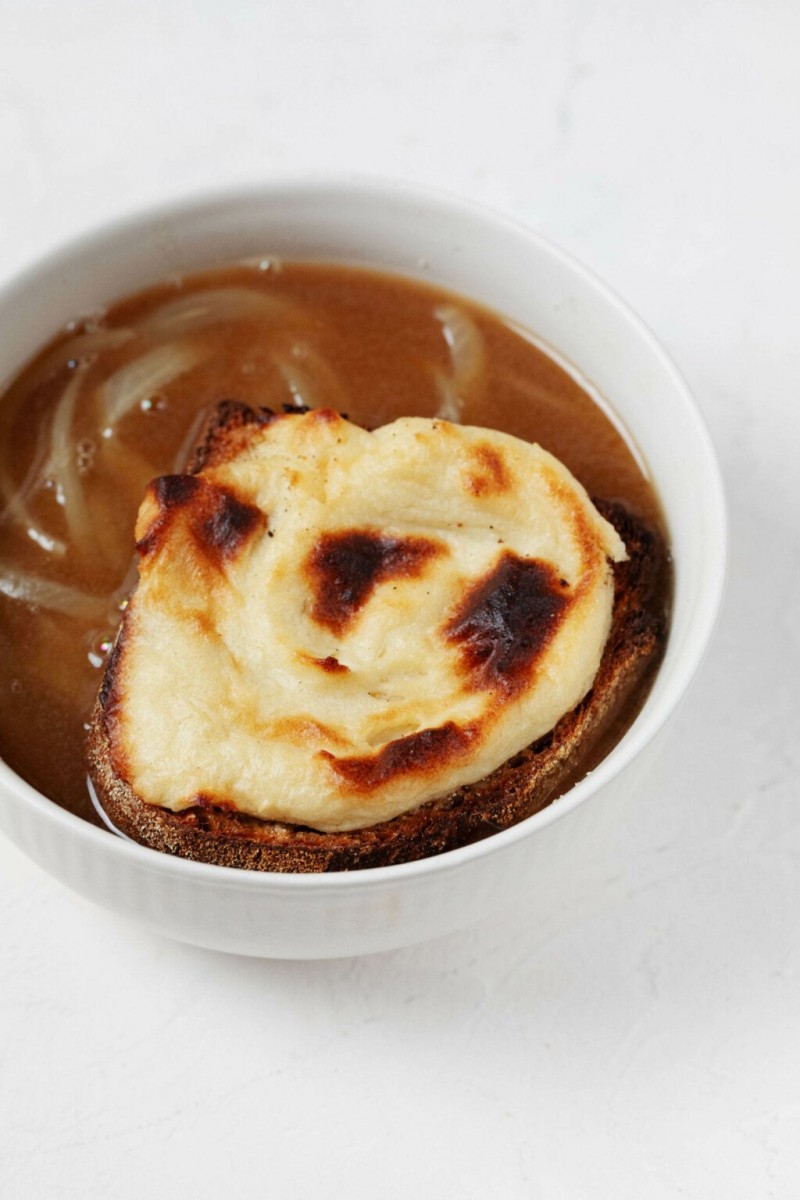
[87,403,668,872]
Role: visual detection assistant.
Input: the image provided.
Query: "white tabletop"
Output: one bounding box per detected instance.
[1,2,798,1196]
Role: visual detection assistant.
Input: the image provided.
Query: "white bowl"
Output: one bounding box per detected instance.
[0,180,726,958]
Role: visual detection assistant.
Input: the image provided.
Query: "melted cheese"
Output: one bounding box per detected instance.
[110,410,626,832]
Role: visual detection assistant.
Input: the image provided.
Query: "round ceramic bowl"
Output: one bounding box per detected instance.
[0,180,726,958]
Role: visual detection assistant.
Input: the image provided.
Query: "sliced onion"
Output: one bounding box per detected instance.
[434,303,487,418]
[46,374,94,553]
[431,366,463,423]
[23,327,135,391]
[436,303,486,387]
[0,331,135,556]
[0,394,57,543]
[0,466,67,558]
[99,342,204,430]
[0,564,108,620]
[0,439,67,556]
[0,490,68,557]
[139,287,290,337]
[272,341,351,413]
[25,526,67,555]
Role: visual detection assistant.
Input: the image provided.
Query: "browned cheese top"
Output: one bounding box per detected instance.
[101,409,625,832]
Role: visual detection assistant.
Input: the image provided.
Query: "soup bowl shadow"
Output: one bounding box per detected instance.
[0,180,726,958]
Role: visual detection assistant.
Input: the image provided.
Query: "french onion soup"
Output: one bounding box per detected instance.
[0,262,669,869]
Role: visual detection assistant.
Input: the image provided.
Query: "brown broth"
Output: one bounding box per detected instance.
[0,261,665,827]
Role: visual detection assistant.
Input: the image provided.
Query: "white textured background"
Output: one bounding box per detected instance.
[1,1,799,1196]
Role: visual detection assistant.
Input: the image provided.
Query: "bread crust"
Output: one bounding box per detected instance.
[86,405,668,872]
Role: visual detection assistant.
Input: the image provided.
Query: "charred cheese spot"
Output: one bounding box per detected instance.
[306,529,446,635]
[145,472,202,524]
[308,655,350,674]
[198,489,263,561]
[136,474,264,566]
[310,407,342,425]
[445,552,571,696]
[465,441,512,496]
[320,722,475,793]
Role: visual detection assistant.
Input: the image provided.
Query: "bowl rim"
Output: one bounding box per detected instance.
[0,175,728,893]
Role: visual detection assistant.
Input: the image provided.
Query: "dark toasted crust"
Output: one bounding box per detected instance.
[186,399,283,473]
[86,405,669,872]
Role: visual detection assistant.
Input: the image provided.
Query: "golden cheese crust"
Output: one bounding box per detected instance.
[90,405,627,837]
